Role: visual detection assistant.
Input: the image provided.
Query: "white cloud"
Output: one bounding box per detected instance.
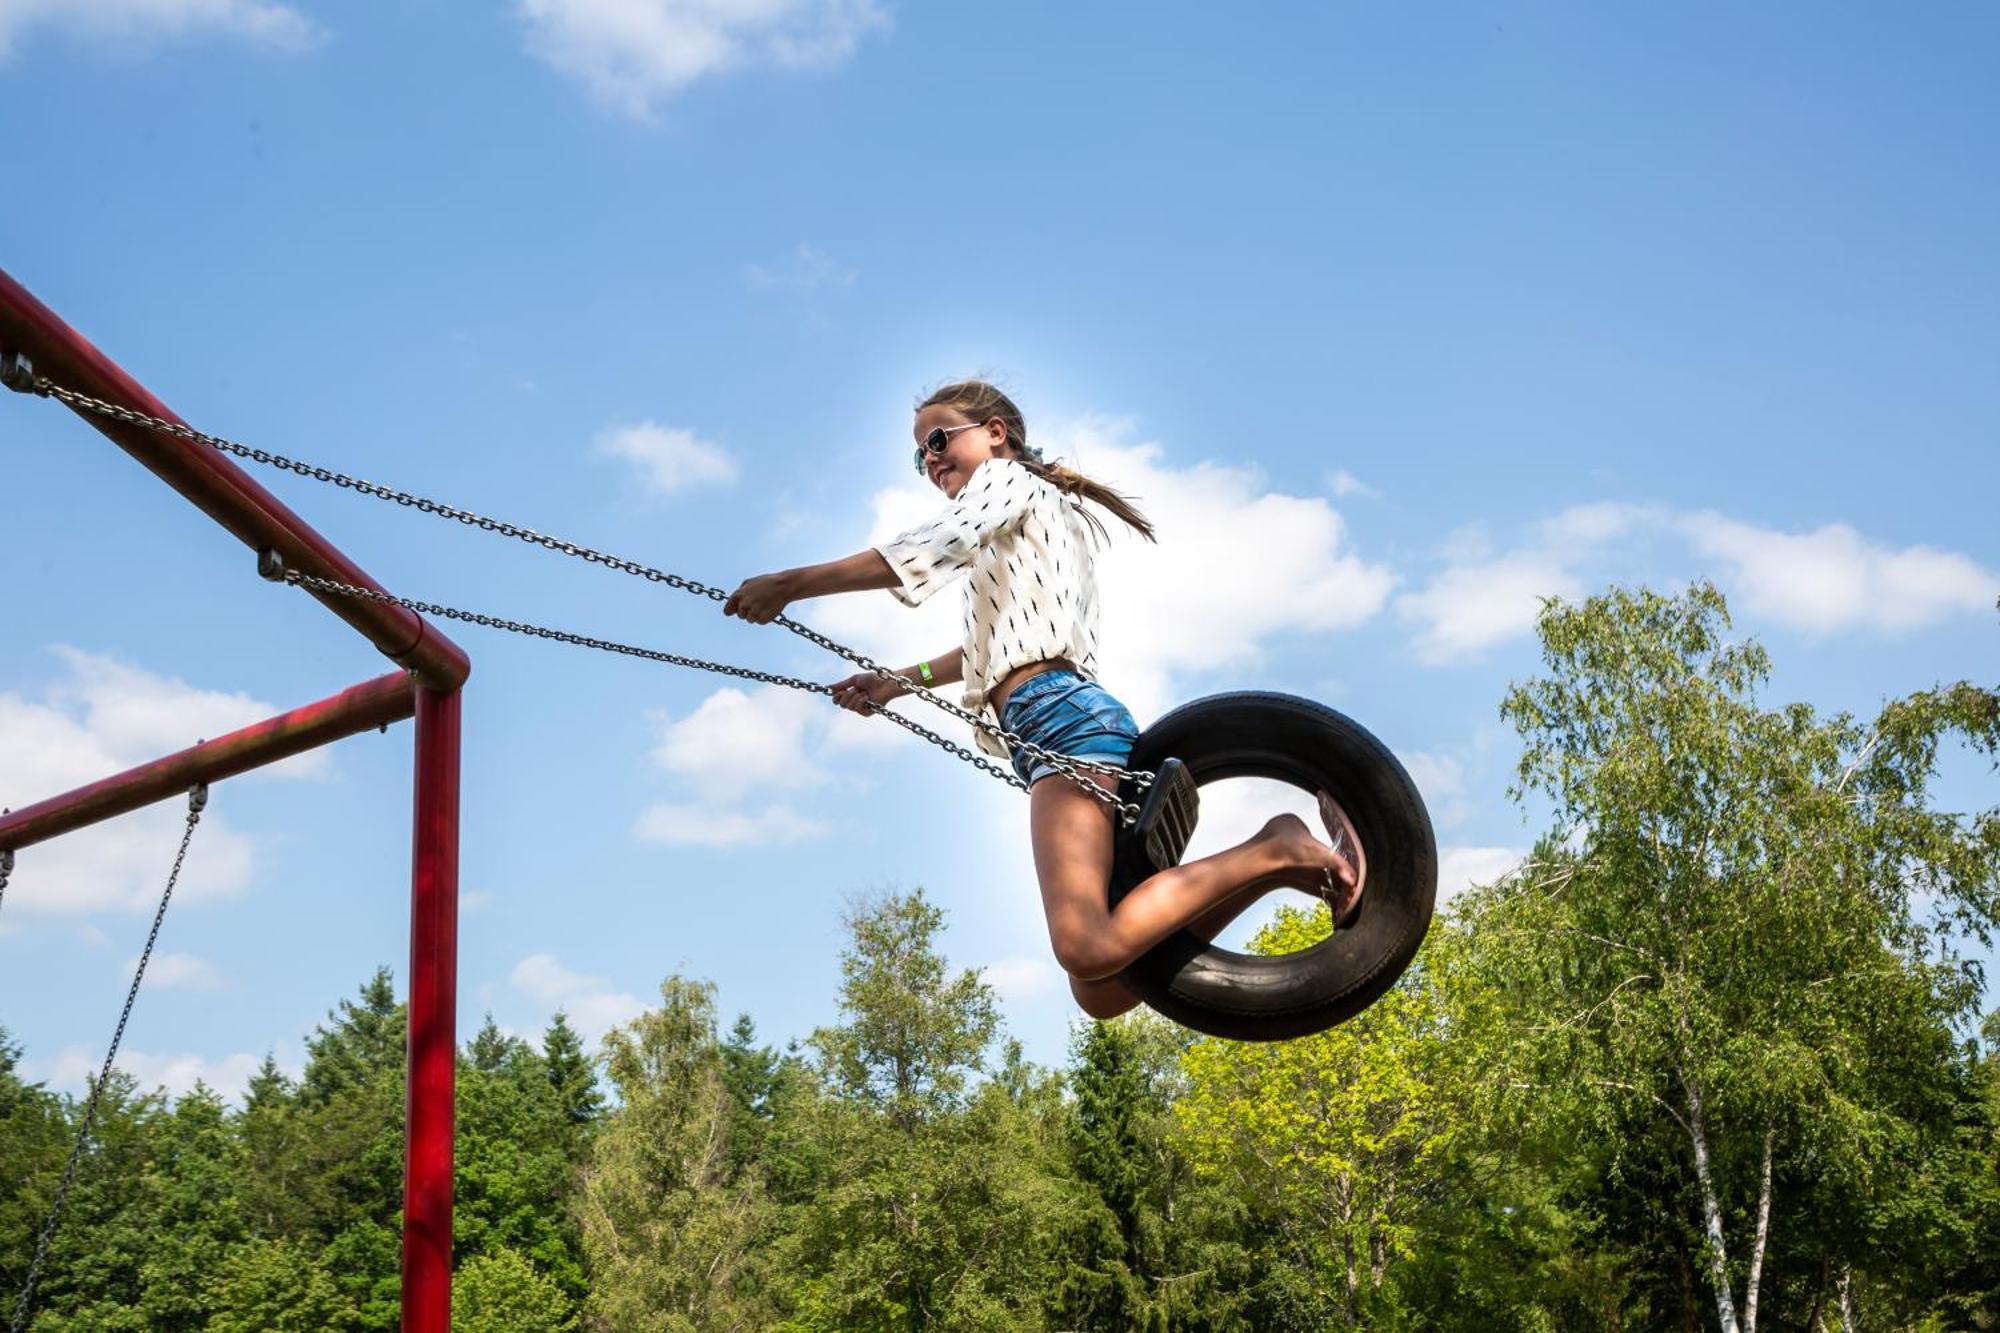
[0,0,321,58]
[517,0,891,120]
[125,951,226,992]
[1679,513,1999,634]
[596,420,738,496]
[28,1044,278,1102]
[632,800,830,847]
[1399,504,1999,664]
[1437,845,1525,904]
[0,647,328,916]
[1327,469,1382,501]
[1538,501,1654,548]
[510,953,645,1042]
[746,244,857,293]
[646,685,828,797]
[1397,550,1583,666]
[981,954,1060,1001]
[1399,750,1464,805]
[630,679,902,846]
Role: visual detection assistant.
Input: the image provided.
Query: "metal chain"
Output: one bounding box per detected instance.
[284,571,1143,823]
[8,787,206,1333]
[0,849,11,917]
[28,377,1153,808]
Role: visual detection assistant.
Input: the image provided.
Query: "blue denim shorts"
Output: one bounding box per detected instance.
[998,669,1140,788]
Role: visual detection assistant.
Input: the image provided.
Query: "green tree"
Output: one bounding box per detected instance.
[455,1027,588,1303]
[578,975,775,1331]
[127,1084,249,1329]
[207,1238,358,1332]
[0,1027,68,1308]
[452,1246,577,1332]
[300,968,405,1106]
[1176,906,1457,1328]
[719,1013,783,1179]
[775,889,1076,1331]
[467,1014,522,1075]
[1053,1012,1262,1332]
[289,969,411,1331]
[542,1010,603,1133]
[16,1071,168,1331]
[1471,583,1999,1331]
[811,890,999,1129]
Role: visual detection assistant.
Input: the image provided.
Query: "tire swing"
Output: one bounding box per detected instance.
[1109,692,1438,1042]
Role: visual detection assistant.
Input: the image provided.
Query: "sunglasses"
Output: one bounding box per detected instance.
[912,420,990,474]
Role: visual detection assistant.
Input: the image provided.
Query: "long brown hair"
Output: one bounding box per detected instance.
[918,379,1157,545]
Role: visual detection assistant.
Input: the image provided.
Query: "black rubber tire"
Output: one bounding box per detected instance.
[1109,692,1437,1042]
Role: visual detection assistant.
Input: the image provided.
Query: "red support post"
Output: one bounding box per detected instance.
[402,684,461,1333]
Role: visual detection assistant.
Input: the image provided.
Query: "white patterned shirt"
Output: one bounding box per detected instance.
[874,458,1103,759]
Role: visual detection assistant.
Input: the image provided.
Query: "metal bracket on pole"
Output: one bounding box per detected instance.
[257,548,287,583]
[1,350,37,393]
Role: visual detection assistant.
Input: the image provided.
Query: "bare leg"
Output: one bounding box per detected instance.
[1068,873,1296,1019]
[1035,772,1358,987]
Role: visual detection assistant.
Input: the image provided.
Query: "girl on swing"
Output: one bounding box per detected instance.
[724,380,1362,1019]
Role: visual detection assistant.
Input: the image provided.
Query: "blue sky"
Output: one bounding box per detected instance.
[2,1,1995,1097]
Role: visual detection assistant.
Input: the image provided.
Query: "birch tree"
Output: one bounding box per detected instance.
[578,976,776,1332]
[1471,583,1998,1331]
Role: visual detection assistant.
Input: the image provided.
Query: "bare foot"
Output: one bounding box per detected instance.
[1254,812,1362,924]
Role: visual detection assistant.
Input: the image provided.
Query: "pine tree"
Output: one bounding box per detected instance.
[719,1012,781,1179]
[541,1010,602,1131]
[468,1014,521,1075]
[300,968,404,1107]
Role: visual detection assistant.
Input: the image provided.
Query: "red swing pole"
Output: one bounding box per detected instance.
[403,684,460,1332]
[0,267,467,1333]
[0,672,415,851]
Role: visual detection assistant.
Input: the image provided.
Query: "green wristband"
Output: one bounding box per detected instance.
[917,661,935,685]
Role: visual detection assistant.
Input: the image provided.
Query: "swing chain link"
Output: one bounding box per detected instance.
[32,377,1151,822]
[8,787,205,1333]
[0,848,12,916]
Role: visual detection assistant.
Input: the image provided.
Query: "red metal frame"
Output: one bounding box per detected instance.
[0,268,467,1332]
[0,671,416,850]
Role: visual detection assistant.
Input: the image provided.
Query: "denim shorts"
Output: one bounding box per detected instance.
[998,669,1140,788]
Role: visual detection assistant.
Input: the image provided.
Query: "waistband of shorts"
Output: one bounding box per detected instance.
[999,667,1085,713]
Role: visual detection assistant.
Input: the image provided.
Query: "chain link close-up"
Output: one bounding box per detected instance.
[21,377,1147,823]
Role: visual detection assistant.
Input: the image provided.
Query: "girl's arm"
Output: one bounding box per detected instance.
[903,647,963,687]
[831,648,961,714]
[723,549,897,623]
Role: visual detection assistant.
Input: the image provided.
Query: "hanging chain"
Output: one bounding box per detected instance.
[8,786,206,1333]
[0,848,12,917]
[281,570,1077,808]
[23,375,1151,819]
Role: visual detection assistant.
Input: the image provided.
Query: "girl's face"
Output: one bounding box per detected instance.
[913,404,1007,500]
